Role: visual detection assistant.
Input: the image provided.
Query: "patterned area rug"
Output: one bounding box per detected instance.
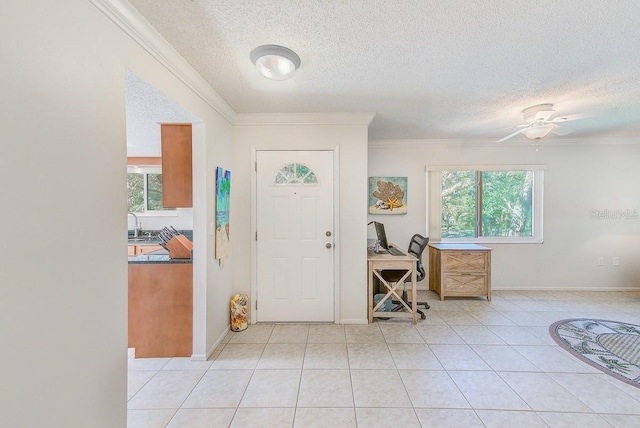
[550,319,640,388]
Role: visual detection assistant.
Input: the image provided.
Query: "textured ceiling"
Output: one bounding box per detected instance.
[127,0,640,142]
[125,70,199,156]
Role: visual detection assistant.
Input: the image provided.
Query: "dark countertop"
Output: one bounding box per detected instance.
[128,248,193,264]
[128,229,193,241]
[128,229,194,264]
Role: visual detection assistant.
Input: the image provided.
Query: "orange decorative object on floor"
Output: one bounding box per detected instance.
[230,294,248,332]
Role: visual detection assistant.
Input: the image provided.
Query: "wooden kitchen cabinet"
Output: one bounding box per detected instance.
[128,244,164,256]
[128,263,193,357]
[137,244,163,255]
[429,243,492,301]
[161,124,192,208]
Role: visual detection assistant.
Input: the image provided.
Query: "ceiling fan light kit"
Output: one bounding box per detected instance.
[250,45,301,80]
[522,124,554,140]
[497,103,574,142]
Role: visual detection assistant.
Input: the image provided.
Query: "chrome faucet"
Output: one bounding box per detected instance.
[128,212,140,238]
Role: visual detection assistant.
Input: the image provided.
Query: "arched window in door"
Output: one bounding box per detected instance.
[273,163,318,185]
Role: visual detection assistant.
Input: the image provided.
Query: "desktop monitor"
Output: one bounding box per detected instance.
[373,221,390,250]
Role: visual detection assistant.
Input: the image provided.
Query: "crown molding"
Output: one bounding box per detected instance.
[234,112,376,126]
[90,0,236,123]
[369,136,640,149]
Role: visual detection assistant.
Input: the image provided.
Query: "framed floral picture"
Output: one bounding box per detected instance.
[369,176,407,215]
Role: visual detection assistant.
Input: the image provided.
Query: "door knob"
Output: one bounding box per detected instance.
[326,243,332,249]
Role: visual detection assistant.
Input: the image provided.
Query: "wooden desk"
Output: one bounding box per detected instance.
[367,245,418,324]
[428,243,492,301]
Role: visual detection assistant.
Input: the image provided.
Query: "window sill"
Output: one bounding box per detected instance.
[134,211,179,218]
[440,238,543,245]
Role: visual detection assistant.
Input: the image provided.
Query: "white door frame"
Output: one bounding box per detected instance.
[250,146,340,324]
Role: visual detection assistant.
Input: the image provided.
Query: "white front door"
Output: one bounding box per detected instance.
[256,150,334,322]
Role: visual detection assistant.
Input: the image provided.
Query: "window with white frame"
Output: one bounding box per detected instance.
[127,166,175,213]
[427,165,544,243]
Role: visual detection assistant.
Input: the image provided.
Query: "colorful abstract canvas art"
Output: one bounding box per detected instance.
[216,167,231,264]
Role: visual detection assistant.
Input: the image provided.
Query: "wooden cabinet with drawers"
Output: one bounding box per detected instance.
[428,243,492,301]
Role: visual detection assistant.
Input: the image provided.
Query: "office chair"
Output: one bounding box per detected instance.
[380,234,430,320]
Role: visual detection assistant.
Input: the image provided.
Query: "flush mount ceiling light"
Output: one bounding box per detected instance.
[250,45,301,80]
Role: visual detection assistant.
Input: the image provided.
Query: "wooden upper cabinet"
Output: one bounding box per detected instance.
[161,124,192,208]
[127,157,161,166]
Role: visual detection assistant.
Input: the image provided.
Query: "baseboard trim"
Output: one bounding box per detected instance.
[492,286,640,292]
[340,318,369,325]
[191,325,230,361]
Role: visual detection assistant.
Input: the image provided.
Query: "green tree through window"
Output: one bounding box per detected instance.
[441,170,533,238]
[127,172,174,213]
[127,173,144,213]
[146,173,164,211]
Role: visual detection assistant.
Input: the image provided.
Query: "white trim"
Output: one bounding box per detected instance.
[251,148,340,324]
[425,171,430,240]
[131,212,179,218]
[370,137,640,149]
[426,164,547,171]
[89,0,236,122]
[250,149,258,325]
[191,325,230,361]
[428,166,545,244]
[371,139,462,148]
[249,147,258,324]
[493,286,640,292]
[425,170,441,241]
[190,121,208,358]
[339,318,369,325]
[234,112,375,126]
[332,147,341,324]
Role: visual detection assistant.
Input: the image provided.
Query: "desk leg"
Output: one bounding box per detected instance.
[411,261,417,325]
[368,262,373,323]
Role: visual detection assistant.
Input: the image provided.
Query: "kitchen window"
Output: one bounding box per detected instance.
[127,166,175,214]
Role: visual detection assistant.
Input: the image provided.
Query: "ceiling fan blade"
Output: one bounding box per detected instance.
[497,128,525,142]
[550,124,573,136]
[548,113,589,123]
[535,109,555,121]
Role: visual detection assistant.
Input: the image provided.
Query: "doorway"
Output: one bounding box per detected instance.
[255,150,335,322]
[125,70,201,357]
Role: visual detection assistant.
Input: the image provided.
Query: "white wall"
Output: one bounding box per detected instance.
[232,114,373,323]
[0,0,233,425]
[369,139,640,291]
[128,208,194,231]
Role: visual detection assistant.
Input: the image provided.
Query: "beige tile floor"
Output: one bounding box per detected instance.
[128,290,640,428]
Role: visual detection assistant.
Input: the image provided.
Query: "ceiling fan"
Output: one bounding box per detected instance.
[497,103,573,142]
